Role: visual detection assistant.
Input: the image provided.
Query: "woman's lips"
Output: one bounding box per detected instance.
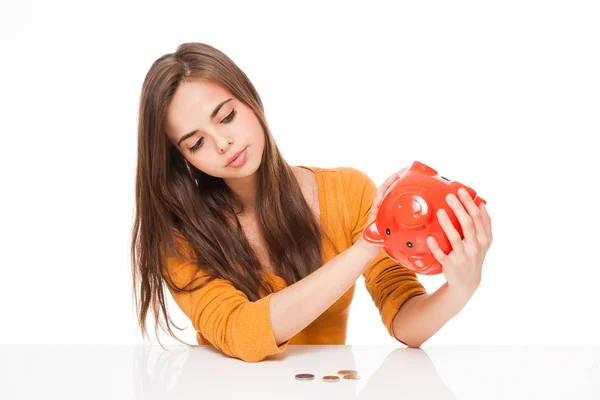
[226,147,248,167]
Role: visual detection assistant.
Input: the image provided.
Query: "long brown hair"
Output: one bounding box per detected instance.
[131,42,325,345]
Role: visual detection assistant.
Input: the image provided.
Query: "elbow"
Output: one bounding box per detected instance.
[207,337,273,363]
[229,318,281,363]
[195,296,285,363]
[396,334,424,348]
[233,332,288,363]
[235,349,269,363]
[405,340,424,349]
[212,333,272,363]
[210,335,272,363]
[239,356,266,363]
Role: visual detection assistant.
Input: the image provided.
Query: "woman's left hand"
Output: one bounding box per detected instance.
[426,188,493,301]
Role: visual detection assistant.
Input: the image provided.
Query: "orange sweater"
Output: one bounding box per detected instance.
[165,166,427,362]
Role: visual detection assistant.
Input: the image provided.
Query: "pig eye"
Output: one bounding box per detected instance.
[441,176,450,181]
[406,241,413,248]
[385,228,391,236]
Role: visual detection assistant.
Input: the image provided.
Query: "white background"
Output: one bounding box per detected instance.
[1,0,598,347]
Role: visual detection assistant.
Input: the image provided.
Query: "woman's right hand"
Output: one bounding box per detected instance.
[365,166,408,225]
[355,167,409,257]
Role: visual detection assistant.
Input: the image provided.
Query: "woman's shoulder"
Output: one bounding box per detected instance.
[295,165,373,186]
[295,165,376,215]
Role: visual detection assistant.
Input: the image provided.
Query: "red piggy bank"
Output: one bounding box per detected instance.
[363,161,487,275]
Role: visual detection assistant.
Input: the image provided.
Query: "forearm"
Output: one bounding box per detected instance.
[270,237,378,345]
[392,282,474,347]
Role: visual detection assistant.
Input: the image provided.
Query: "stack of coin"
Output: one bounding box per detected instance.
[338,369,360,380]
[294,373,315,381]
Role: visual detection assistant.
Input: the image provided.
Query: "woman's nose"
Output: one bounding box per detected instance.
[216,135,234,153]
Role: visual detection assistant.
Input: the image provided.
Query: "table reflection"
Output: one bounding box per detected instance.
[132,345,456,399]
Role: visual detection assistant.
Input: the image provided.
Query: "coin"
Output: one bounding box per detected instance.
[337,369,357,376]
[343,374,361,380]
[295,373,315,381]
[322,375,340,382]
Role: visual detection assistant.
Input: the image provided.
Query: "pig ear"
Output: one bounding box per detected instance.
[363,221,385,245]
[409,160,437,176]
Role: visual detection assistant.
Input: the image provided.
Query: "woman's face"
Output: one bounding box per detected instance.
[165,79,265,179]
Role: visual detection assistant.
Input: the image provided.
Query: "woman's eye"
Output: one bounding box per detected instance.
[188,109,235,153]
[189,137,203,153]
[222,109,235,123]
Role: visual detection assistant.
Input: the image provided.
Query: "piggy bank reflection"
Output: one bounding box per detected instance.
[363,161,487,275]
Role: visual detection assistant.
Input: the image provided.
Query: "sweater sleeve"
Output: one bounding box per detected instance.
[164,249,290,363]
[342,167,427,342]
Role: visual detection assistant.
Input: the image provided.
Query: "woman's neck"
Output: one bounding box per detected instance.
[224,173,258,216]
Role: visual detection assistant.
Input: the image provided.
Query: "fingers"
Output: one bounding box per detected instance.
[426,236,450,265]
[479,202,493,245]
[436,208,464,253]
[374,169,404,205]
[446,192,476,246]
[381,169,403,190]
[397,166,409,175]
[368,168,407,222]
[378,167,407,199]
[456,188,489,248]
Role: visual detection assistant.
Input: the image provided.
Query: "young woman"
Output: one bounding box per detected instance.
[131,42,493,363]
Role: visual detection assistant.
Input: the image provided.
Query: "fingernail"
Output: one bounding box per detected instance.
[458,188,467,196]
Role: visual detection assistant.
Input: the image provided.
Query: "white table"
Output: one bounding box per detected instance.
[1,345,598,399]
